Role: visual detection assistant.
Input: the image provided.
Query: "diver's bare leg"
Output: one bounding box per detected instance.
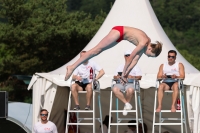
[65,30,120,80]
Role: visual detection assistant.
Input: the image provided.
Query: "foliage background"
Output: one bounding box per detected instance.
[0,0,199,103]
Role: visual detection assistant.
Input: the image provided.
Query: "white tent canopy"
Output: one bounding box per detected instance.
[48,0,200,89]
[27,0,200,132]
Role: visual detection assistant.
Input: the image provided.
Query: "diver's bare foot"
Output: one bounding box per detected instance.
[65,66,74,81]
[171,106,176,112]
[156,106,162,112]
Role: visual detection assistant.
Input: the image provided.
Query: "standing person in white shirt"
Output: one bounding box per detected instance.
[33,109,58,133]
[71,51,105,110]
[112,50,142,116]
[156,50,185,112]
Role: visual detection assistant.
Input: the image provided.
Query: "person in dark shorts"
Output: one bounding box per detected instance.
[156,50,185,112]
[71,51,105,110]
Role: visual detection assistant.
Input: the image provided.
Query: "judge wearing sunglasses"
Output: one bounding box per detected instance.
[33,109,58,133]
[156,50,185,112]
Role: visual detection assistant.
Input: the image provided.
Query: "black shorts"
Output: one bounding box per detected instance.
[163,82,177,90]
[75,81,89,91]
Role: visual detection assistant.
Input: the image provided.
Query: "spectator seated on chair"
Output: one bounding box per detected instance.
[71,51,105,110]
[112,50,142,116]
[156,50,185,112]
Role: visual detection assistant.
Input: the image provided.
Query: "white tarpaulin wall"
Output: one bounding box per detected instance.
[27,0,200,132]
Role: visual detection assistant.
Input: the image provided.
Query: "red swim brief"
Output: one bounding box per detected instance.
[112,26,124,42]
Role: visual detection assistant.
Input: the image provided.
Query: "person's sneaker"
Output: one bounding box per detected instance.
[85,105,90,110]
[73,105,80,110]
[122,103,132,116]
[125,103,132,110]
[123,108,128,116]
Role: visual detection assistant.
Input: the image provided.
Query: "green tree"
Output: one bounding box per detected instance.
[0,0,106,81]
[0,76,31,102]
[150,0,200,70]
[67,0,115,18]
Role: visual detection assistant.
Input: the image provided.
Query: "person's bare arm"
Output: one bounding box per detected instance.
[179,63,185,79]
[95,69,105,80]
[124,51,143,78]
[72,75,77,80]
[122,41,148,78]
[171,63,185,79]
[72,74,82,81]
[157,64,164,79]
[128,75,142,80]
[114,75,120,80]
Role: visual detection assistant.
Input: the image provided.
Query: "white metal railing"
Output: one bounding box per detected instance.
[152,79,188,133]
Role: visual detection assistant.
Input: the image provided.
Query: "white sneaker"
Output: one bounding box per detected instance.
[125,103,132,110]
[122,103,132,116]
[123,110,128,116]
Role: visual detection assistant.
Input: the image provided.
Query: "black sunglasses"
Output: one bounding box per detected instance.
[40,114,48,117]
[125,54,130,57]
[168,56,175,59]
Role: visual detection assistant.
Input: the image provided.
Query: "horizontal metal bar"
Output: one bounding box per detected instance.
[155,110,181,112]
[68,110,93,112]
[154,123,182,125]
[78,91,87,93]
[118,118,138,121]
[111,110,136,112]
[165,91,173,93]
[78,91,99,93]
[67,123,94,125]
[78,118,99,120]
[162,118,181,120]
[110,123,137,125]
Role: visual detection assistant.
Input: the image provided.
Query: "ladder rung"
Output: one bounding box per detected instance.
[78,118,98,120]
[111,110,136,112]
[154,123,182,125]
[118,118,138,121]
[165,91,173,93]
[68,110,93,112]
[162,118,181,120]
[110,123,136,125]
[155,110,181,112]
[78,91,87,93]
[67,123,94,125]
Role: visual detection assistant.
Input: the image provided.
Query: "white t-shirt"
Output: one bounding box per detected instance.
[73,60,102,83]
[163,62,180,82]
[33,121,58,133]
[114,64,142,76]
[114,64,142,83]
[163,62,180,76]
